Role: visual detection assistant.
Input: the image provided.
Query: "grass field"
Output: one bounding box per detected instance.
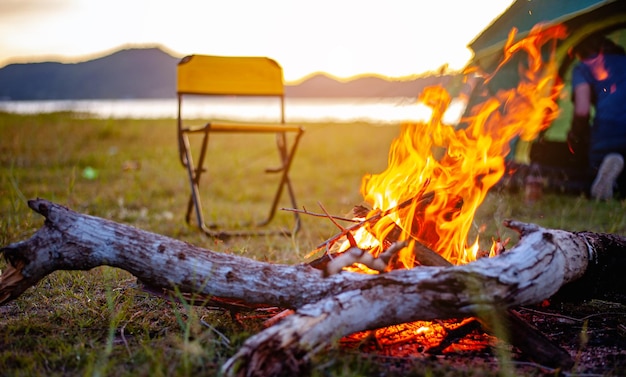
[2,112,626,376]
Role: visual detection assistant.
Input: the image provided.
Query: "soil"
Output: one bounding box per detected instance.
[514,298,626,376]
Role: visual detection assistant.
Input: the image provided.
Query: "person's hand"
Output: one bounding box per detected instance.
[567,115,590,155]
[567,130,581,154]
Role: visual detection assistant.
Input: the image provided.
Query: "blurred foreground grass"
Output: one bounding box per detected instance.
[2,112,626,376]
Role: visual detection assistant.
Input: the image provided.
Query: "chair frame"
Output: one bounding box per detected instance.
[176,55,304,238]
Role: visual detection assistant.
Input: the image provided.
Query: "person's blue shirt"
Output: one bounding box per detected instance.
[572,53,626,164]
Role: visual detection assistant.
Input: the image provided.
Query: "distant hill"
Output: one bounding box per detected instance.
[0,47,459,100]
[285,73,456,98]
[0,48,179,100]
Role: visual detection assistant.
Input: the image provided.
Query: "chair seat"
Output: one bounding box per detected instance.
[183,122,303,134]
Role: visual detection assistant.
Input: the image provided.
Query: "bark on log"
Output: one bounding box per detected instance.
[1,199,625,377]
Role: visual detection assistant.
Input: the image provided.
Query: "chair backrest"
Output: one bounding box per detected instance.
[177,55,286,123]
[177,55,285,96]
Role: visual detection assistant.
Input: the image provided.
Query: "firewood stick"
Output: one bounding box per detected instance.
[314,191,435,252]
[280,207,359,223]
[324,241,408,276]
[426,318,483,354]
[499,309,574,368]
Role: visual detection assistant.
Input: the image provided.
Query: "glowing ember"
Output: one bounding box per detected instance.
[341,24,566,268]
[341,318,493,356]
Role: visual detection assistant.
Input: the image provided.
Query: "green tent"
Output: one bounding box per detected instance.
[469,0,626,75]
[466,0,626,120]
[464,0,626,192]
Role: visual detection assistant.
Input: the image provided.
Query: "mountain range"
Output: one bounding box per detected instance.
[0,47,459,100]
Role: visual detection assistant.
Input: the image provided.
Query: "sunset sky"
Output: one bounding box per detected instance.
[0,0,515,82]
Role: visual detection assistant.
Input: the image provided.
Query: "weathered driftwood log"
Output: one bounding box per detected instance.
[1,199,625,377]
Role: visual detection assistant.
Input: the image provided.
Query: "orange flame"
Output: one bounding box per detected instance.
[345,25,566,268]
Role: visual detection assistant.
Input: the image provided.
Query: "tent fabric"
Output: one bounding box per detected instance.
[465,0,626,95]
[466,0,626,79]
[177,55,284,96]
[469,0,615,63]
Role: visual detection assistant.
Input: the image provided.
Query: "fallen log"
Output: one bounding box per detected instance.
[1,199,625,377]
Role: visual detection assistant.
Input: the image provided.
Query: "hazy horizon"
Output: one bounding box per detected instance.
[0,0,515,81]
[0,44,465,83]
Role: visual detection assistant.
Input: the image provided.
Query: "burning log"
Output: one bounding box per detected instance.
[1,199,626,377]
[349,237,576,369]
[309,215,576,370]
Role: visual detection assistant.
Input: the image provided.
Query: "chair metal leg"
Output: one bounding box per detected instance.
[182,127,304,238]
[181,133,206,231]
[257,129,304,233]
[283,174,301,235]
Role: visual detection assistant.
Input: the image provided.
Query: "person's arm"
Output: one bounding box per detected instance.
[574,82,591,117]
[568,82,591,155]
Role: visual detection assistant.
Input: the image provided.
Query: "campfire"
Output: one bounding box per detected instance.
[5,21,626,377]
[304,23,569,356]
[330,24,566,267]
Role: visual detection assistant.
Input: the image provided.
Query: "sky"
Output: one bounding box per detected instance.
[0,0,515,82]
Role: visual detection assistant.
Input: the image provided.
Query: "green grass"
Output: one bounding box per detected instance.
[1,112,625,376]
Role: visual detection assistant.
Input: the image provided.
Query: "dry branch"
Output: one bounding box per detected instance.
[1,199,625,376]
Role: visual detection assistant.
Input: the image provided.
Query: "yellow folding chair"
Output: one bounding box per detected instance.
[176,55,305,238]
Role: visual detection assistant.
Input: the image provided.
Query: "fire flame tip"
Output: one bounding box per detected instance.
[340,24,565,271]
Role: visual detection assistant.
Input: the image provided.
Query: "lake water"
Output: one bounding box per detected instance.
[0,97,466,124]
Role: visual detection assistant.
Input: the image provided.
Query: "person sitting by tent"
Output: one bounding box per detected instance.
[568,34,626,200]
